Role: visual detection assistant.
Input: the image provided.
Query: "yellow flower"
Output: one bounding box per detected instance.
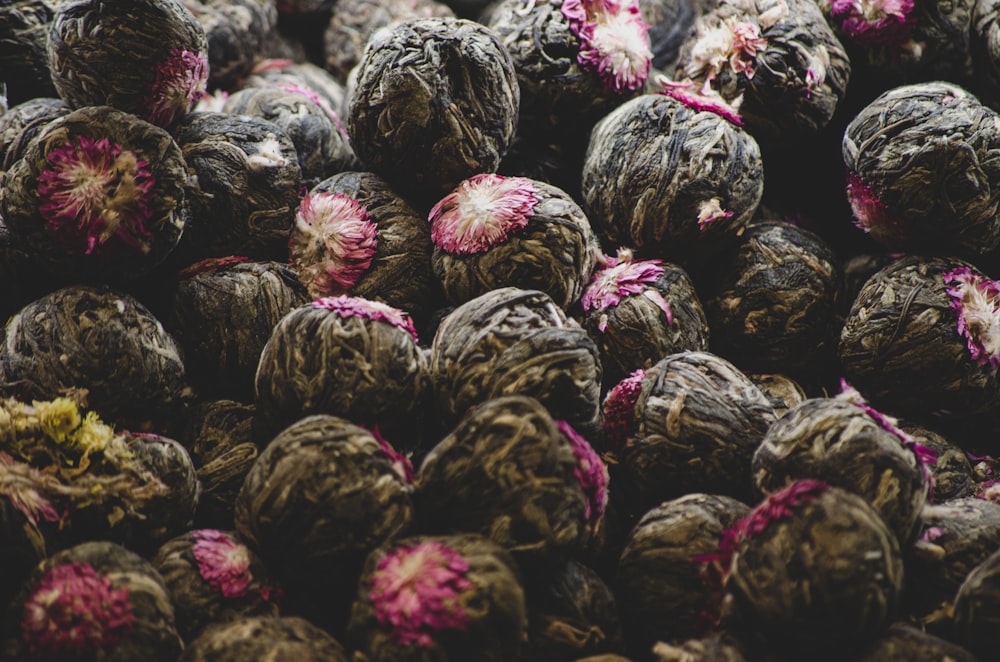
[34,398,82,443]
[68,412,114,454]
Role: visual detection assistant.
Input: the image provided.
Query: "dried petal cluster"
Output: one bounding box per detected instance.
[582,250,672,332]
[429,174,539,255]
[561,0,653,93]
[143,47,208,127]
[829,0,915,47]
[602,368,646,448]
[191,530,256,600]
[311,295,417,340]
[556,420,609,525]
[290,193,378,296]
[944,267,1000,369]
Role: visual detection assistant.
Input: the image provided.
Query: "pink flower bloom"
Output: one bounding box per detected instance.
[660,82,744,126]
[561,0,652,93]
[370,541,473,648]
[830,0,915,48]
[845,171,906,245]
[920,525,945,542]
[944,267,1000,370]
[312,294,418,341]
[370,426,415,484]
[582,250,671,332]
[602,369,646,448]
[192,530,255,600]
[684,18,766,94]
[143,48,208,127]
[178,255,253,279]
[429,174,539,255]
[21,563,135,658]
[729,22,766,78]
[290,193,378,297]
[36,136,157,257]
[557,420,610,525]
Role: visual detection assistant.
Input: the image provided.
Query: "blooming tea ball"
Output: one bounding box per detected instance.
[179,616,349,662]
[183,0,277,92]
[582,94,762,272]
[0,1,61,105]
[953,547,1000,659]
[843,82,1000,255]
[856,624,979,662]
[47,0,208,128]
[1,541,183,661]
[348,17,519,200]
[346,534,527,661]
[429,174,601,310]
[0,106,188,283]
[903,421,977,502]
[0,97,70,172]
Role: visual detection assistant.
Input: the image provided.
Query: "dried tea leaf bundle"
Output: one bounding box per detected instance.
[953,547,1000,659]
[0,285,188,432]
[0,106,188,283]
[651,634,750,662]
[620,351,776,513]
[855,623,978,662]
[643,0,697,71]
[839,255,1000,420]
[182,0,277,92]
[234,415,414,630]
[179,616,349,661]
[47,0,208,128]
[152,529,280,643]
[346,534,527,661]
[902,421,976,502]
[347,17,519,200]
[254,295,428,445]
[745,373,806,418]
[222,85,358,187]
[168,258,310,402]
[415,396,601,572]
[170,112,302,261]
[703,221,841,380]
[242,60,350,122]
[429,287,602,437]
[430,174,600,310]
[0,97,70,173]
[1,541,183,661]
[751,386,932,545]
[0,1,61,106]
[616,494,750,654]
[581,94,763,273]
[290,171,436,321]
[843,82,1000,255]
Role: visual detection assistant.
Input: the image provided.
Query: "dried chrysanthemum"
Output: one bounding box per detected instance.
[47,0,208,127]
[602,368,646,450]
[179,616,349,661]
[430,174,600,310]
[347,534,527,661]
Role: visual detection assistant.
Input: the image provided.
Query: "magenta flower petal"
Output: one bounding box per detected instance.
[660,83,744,126]
[602,368,646,449]
[429,174,539,255]
[830,0,915,47]
[556,420,610,525]
[191,530,255,600]
[562,0,652,93]
[845,171,907,245]
[311,294,418,341]
[583,250,671,330]
[291,193,378,296]
[143,48,208,127]
[944,267,1000,370]
[369,426,415,485]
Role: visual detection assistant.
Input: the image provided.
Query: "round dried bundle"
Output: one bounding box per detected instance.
[323,0,454,84]
[254,295,428,445]
[171,112,302,261]
[429,287,603,437]
[0,285,188,431]
[651,634,750,662]
[643,0,696,71]
[619,351,776,513]
[152,529,279,643]
[904,498,1000,629]
[840,252,898,316]
[843,82,1000,255]
[415,396,604,572]
[703,221,841,379]
[746,373,806,418]
[856,623,978,662]
[902,421,976,502]
[485,0,652,137]
[519,560,624,661]
[953,547,1000,659]
[348,17,519,200]
[581,94,763,272]
[582,250,709,390]
[1,541,182,661]
[234,415,414,630]
[347,533,527,661]
[0,97,70,172]
[47,0,208,128]
[0,106,188,283]
[752,387,932,545]
[180,616,349,661]
[673,0,851,141]
[430,174,600,310]
[168,258,310,401]
[617,494,750,654]
[722,481,904,658]
[242,60,350,120]
[223,85,357,187]
[290,171,436,321]
[0,1,61,106]
[183,0,277,92]
[839,255,1000,420]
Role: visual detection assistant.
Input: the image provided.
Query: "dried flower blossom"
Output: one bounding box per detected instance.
[429,174,539,255]
[845,171,906,244]
[602,369,645,448]
[684,17,767,94]
[659,79,744,126]
[370,541,473,647]
[830,0,915,47]
[33,397,81,444]
[191,530,255,599]
[556,420,609,525]
[561,0,653,93]
[35,136,157,257]
[311,294,418,341]
[290,193,378,296]
[142,48,208,127]
[697,198,735,231]
[944,267,1000,369]
[0,453,61,526]
[582,250,672,332]
[20,562,136,658]
[370,426,415,485]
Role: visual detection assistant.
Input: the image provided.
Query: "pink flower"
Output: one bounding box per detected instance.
[845,171,906,246]
[312,294,418,341]
[21,563,135,658]
[562,0,652,93]
[830,0,915,48]
[557,420,610,525]
[35,136,157,257]
[370,541,473,648]
[582,250,672,332]
[192,530,255,600]
[370,426,415,484]
[684,18,767,95]
[290,193,378,297]
[660,81,744,126]
[0,453,62,527]
[602,369,646,448]
[429,174,539,255]
[944,267,1000,370]
[142,48,208,127]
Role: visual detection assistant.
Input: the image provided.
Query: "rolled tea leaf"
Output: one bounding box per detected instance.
[180,616,349,662]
